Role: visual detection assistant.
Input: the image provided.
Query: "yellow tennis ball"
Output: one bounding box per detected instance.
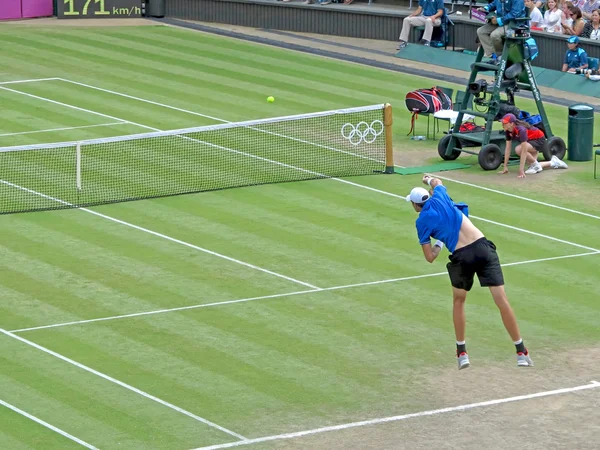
[267,96,275,103]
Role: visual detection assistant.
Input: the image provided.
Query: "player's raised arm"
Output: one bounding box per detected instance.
[422,174,443,192]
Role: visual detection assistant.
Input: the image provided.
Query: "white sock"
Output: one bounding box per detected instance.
[513,338,523,345]
[456,340,466,345]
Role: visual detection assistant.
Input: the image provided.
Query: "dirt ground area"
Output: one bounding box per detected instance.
[254,346,600,449]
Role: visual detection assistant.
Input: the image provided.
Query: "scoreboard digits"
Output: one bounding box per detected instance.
[58,0,143,18]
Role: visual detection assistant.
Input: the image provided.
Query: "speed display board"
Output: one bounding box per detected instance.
[57,0,143,18]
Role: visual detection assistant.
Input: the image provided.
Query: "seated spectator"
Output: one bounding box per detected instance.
[542,0,566,32]
[476,0,526,64]
[525,0,544,26]
[582,9,600,38]
[562,36,588,72]
[582,0,600,19]
[561,1,575,27]
[563,6,585,35]
[397,0,444,50]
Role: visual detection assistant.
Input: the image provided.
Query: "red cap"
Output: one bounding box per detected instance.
[502,113,517,124]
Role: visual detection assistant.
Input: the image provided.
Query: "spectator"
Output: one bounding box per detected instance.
[561,1,575,26]
[398,0,444,50]
[397,0,445,50]
[562,35,588,71]
[582,0,600,19]
[582,9,600,38]
[542,0,566,33]
[571,0,586,7]
[563,6,585,35]
[477,0,526,64]
[525,0,544,26]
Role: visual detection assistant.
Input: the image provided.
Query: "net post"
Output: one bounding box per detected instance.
[76,142,82,191]
[383,103,394,174]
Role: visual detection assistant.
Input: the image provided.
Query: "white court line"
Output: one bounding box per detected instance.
[0,398,98,449]
[193,381,600,450]
[0,328,247,441]
[0,77,59,85]
[58,77,228,123]
[0,122,127,138]
[0,86,319,290]
[57,78,600,222]
[10,250,599,334]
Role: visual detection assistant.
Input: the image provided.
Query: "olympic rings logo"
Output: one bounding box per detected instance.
[341,120,384,146]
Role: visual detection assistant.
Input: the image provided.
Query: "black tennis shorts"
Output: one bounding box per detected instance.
[446,237,504,291]
[529,138,546,152]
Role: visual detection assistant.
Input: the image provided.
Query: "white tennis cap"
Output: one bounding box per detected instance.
[406,187,430,204]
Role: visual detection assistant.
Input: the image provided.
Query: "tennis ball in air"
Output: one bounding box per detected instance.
[267,96,275,103]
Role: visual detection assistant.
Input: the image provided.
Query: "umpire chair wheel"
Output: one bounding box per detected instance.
[438,134,461,160]
[478,144,503,170]
[542,136,567,161]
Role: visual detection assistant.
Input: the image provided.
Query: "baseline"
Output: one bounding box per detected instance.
[192,381,600,450]
[0,122,127,138]
[0,398,98,449]
[0,328,248,442]
[10,250,599,333]
[0,78,59,86]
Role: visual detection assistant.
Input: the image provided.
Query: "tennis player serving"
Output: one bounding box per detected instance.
[406,175,533,369]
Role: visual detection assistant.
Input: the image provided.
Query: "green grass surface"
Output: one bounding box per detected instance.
[0,23,599,449]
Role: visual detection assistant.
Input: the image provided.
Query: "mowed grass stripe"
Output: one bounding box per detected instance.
[0,407,84,450]
[1,33,318,119]
[80,28,397,105]
[1,336,230,449]
[33,29,381,109]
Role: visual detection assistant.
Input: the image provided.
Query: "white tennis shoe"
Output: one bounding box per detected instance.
[457,352,470,370]
[550,155,569,169]
[525,162,543,175]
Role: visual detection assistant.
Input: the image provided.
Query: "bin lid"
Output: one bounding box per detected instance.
[568,104,595,118]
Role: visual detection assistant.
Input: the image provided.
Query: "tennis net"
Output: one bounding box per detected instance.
[0,103,393,214]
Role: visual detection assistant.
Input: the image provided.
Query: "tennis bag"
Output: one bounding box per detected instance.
[405,87,452,135]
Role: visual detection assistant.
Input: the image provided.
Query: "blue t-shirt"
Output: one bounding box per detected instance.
[565,48,588,70]
[415,185,467,253]
[419,0,444,17]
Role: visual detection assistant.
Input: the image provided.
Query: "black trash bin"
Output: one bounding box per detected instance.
[146,0,165,18]
[567,104,595,161]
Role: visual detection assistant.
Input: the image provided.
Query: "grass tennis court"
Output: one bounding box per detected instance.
[1,22,599,449]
